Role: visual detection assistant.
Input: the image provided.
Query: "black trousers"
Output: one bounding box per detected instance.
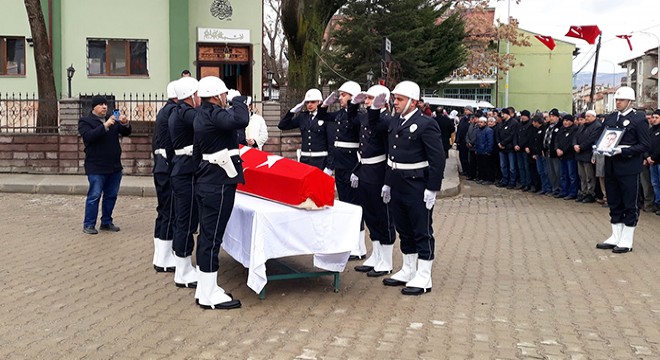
[606,173,641,226]
[389,175,435,260]
[153,172,175,240]
[358,181,396,244]
[300,155,327,170]
[468,150,478,179]
[476,154,494,182]
[170,174,198,257]
[335,168,364,231]
[195,183,236,273]
[458,143,469,175]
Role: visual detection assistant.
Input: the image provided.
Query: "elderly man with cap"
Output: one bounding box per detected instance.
[554,114,579,200]
[278,88,335,171]
[168,77,200,288]
[318,81,368,260]
[543,109,563,196]
[151,81,178,272]
[596,86,650,253]
[514,110,533,191]
[573,109,602,203]
[381,80,445,296]
[78,95,132,234]
[495,108,519,189]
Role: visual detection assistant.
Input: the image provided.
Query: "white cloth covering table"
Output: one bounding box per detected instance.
[221,192,362,294]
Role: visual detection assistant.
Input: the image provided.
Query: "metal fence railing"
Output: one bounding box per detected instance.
[0,93,60,133]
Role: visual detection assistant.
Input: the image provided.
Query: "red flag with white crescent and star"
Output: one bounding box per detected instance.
[616,34,633,51]
[534,35,556,50]
[565,25,601,44]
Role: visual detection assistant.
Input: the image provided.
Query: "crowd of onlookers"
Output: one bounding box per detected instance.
[420,101,660,215]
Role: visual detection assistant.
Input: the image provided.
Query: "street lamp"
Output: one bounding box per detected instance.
[66,64,75,98]
[366,68,374,88]
[266,70,274,101]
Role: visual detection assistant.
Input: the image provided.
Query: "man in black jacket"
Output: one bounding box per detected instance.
[647,110,660,215]
[435,108,455,159]
[496,108,519,188]
[555,114,579,200]
[573,110,602,203]
[514,110,533,190]
[78,95,132,234]
[456,106,473,175]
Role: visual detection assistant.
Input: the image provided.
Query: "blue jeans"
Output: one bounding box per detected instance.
[516,152,531,187]
[83,171,122,228]
[535,155,552,193]
[499,151,517,186]
[559,159,578,197]
[650,164,660,206]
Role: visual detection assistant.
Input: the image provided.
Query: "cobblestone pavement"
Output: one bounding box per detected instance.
[1,182,660,360]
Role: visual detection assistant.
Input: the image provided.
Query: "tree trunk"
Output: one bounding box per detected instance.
[24,0,58,133]
[281,0,345,108]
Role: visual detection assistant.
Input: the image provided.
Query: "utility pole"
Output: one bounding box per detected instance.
[588,34,602,110]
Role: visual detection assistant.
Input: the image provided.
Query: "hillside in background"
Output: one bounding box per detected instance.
[573,71,627,88]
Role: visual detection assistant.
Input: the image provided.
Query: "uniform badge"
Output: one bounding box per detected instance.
[318,120,324,126]
[504,126,508,130]
[623,120,630,126]
[655,132,659,136]
[565,133,569,137]
[410,124,418,133]
[554,128,559,132]
[538,130,542,134]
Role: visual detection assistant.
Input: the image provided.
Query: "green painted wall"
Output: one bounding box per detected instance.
[169,0,189,80]
[0,0,38,95]
[188,0,263,101]
[497,29,575,113]
[60,0,170,96]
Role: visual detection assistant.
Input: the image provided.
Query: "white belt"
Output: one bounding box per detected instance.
[334,141,359,149]
[359,154,386,165]
[174,145,193,156]
[387,159,429,170]
[202,148,241,178]
[202,148,240,161]
[154,148,167,159]
[299,150,328,157]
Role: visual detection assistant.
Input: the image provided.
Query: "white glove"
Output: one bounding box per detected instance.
[290,101,305,113]
[323,92,337,107]
[323,167,334,176]
[423,189,436,210]
[351,92,367,104]
[381,185,391,204]
[371,93,387,109]
[350,173,359,188]
[611,147,623,156]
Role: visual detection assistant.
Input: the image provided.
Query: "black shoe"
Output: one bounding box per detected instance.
[656,209,660,216]
[514,184,523,190]
[196,293,233,305]
[582,195,596,204]
[401,286,432,296]
[199,299,242,310]
[82,226,98,235]
[367,269,391,277]
[596,243,616,250]
[564,195,577,200]
[612,247,632,254]
[506,185,515,189]
[575,195,585,202]
[495,182,506,188]
[354,265,373,272]
[154,265,175,273]
[554,193,566,198]
[348,255,365,261]
[175,282,197,288]
[481,181,493,185]
[100,223,120,232]
[521,186,529,192]
[383,278,407,286]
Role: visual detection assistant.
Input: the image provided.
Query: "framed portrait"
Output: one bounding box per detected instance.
[595,128,625,153]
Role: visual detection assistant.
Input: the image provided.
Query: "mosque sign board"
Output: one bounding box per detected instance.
[197,28,250,44]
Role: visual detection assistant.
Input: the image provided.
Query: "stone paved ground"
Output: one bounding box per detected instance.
[1,183,660,360]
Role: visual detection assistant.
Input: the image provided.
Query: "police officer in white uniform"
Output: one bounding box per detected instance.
[192,76,247,310]
[381,81,445,296]
[596,86,650,253]
[151,80,178,273]
[278,89,335,171]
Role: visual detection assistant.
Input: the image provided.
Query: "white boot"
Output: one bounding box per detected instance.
[197,271,241,310]
[368,243,393,277]
[596,223,623,249]
[355,241,380,272]
[403,259,433,295]
[613,225,635,253]
[152,237,159,265]
[154,239,177,272]
[174,256,198,288]
[383,253,418,286]
[350,230,367,259]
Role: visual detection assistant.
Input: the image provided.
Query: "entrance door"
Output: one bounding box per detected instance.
[197,44,252,96]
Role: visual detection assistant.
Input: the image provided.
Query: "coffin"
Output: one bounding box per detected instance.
[237,146,335,209]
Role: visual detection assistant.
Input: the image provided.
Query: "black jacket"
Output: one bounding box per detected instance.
[529,124,546,156]
[572,120,602,162]
[456,115,471,146]
[78,111,132,174]
[168,101,197,177]
[353,108,390,184]
[602,109,650,176]
[496,118,519,151]
[543,122,561,158]
[649,124,660,162]
[318,103,360,171]
[278,110,335,169]
[555,124,577,160]
[152,99,176,174]
[435,115,455,154]
[514,120,533,151]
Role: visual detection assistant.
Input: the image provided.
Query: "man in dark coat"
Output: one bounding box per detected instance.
[573,110,602,203]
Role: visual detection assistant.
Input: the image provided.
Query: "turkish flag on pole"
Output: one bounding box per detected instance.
[616,34,633,51]
[565,25,601,44]
[534,35,556,50]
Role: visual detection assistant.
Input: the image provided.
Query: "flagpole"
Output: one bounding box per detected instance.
[588,34,602,111]
[504,0,510,108]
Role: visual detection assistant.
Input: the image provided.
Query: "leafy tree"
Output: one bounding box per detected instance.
[321,0,467,89]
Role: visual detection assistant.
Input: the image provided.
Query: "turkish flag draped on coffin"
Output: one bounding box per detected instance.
[237,145,335,209]
[534,35,556,50]
[565,25,601,44]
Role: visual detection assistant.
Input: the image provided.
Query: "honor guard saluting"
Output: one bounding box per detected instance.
[192,76,246,310]
[596,86,650,253]
[351,85,397,277]
[318,81,367,260]
[151,80,178,273]
[278,89,335,171]
[168,77,200,288]
[381,81,445,296]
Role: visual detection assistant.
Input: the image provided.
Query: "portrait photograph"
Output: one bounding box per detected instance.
[595,128,624,153]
